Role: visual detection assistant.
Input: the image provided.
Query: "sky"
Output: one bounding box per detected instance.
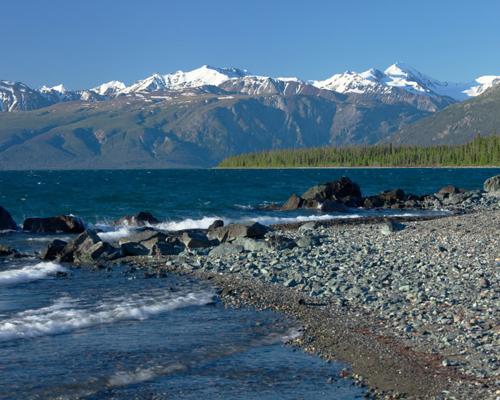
[2,0,500,90]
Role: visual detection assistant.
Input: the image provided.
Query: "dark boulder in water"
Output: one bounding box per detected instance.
[23,215,85,234]
[112,212,160,227]
[40,239,68,261]
[0,245,19,257]
[0,207,18,231]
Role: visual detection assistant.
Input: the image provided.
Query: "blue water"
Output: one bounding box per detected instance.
[0,168,498,399]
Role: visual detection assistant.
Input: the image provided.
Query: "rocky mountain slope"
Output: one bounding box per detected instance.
[0,63,498,169]
[381,81,500,146]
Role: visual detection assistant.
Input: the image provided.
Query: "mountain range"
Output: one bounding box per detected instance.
[0,63,499,169]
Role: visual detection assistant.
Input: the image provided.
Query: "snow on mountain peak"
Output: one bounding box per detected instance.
[92,80,126,96]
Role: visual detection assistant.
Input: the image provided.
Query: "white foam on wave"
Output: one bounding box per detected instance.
[0,288,214,342]
[0,262,68,285]
[156,216,224,231]
[96,226,137,241]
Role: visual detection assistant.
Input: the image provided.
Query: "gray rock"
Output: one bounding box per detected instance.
[0,245,19,257]
[182,232,211,248]
[209,244,245,255]
[121,242,150,256]
[232,237,273,252]
[282,194,304,210]
[149,242,176,256]
[484,175,500,192]
[59,230,102,262]
[295,235,321,248]
[302,184,333,200]
[216,221,268,243]
[118,231,167,247]
[298,221,319,232]
[380,221,405,236]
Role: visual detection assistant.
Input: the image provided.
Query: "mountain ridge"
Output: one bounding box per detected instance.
[1,63,498,113]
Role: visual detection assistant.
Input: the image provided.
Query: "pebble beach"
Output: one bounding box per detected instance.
[126,195,500,399]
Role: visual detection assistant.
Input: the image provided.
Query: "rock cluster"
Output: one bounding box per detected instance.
[277,176,500,213]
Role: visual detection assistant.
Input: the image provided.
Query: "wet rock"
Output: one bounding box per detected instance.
[379,189,406,203]
[439,185,461,195]
[112,211,160,227]
[302,184,334,200]
[40,239,68,261]
[119,231,167,248]
[0,207,18,231]
[23,215,85,234]
[58,230,103,262]
[364,196,385,208]
[0,245,19,257]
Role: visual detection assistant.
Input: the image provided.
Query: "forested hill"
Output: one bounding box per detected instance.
[217,133,500,168]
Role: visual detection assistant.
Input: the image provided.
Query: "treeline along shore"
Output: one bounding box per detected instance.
[4,174,500,398]
[218,132,500,168]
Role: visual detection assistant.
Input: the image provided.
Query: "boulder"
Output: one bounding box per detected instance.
[58,230,102,262]
[326,177,361,198]
[0,207,17,231]
[149,242,176,256]
[0,245,18,257]
[215,221,268,243]
[209,244,245,256]
[23,215,85,234]
[379,189,406,203]
[182,232,211,248]
[232,237,273,252]
[208,220,224,230]
[40,239,68,261]
[301,184,333,200]
[75,242,124,263]
[121,242,149,256]
[438,185,461,195]
[295,235,321,248]
[118,231,167,247]
[363,196,385,208]
[484,175,500,192]
[113,211,160,227]
[281,194,303,210]
[380,221,405,236]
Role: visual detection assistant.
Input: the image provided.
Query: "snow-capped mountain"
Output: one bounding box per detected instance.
[311,62,500,102]
[1,63,499,113]
[92,81,126,96]
[120,65,248,94]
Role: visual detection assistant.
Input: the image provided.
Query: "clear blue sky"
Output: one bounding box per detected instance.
[2,0,499,90]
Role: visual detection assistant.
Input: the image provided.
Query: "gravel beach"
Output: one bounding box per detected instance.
[111,195,500,399]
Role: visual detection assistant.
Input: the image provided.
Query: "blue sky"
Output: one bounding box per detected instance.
[3,0,500,90]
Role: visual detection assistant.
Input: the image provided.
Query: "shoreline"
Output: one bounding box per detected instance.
[128,210,500,399]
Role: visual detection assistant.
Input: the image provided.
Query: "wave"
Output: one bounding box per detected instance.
[155,216,224,231]
[41,327,301,399]
[0,288,214,343]
[0,262,68,285]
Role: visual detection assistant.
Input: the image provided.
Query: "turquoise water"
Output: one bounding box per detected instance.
[1,168,498,228]
[0,168,499,399]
